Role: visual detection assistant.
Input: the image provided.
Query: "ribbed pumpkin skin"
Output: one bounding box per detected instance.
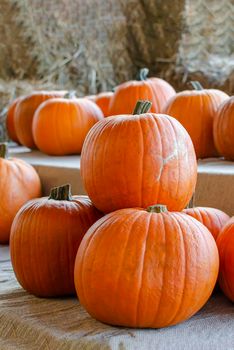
[32,98,104,155]
[6,97,22,143]
[95,92,114,117]
[184,207,230,241]
[164,89,229,158]
[213,97,234,160]
[81,113,197,213]
[0,157,41,243]
[108,78,175,115]
[216,217,234,302]
[75,209,219,328]
[10,195,103,297]
[15,91,66,149]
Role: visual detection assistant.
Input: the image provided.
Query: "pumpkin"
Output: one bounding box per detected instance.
[213,97,234,160]
[32,94,104,155]
[0,143,41,243]
[6,97,23,143]
[184,207,230,240]
[108,68,176,115]
[164,81,229,159]
[94,92,114,117]
[216,217,234,302]
[75,204,219,328]
[81,100,197,213]
[15,91,66,149]
[10,184,103,297]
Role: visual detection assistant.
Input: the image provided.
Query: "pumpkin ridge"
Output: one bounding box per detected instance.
[135,212,151,327]
[166,214,187,326]
[152,213,167,326]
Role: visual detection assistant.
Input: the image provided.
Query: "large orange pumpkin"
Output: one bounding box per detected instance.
[94,92,113,117]
[15,91,66,149]
[32,96,104,155]
[164,82,229,159]
[81,100,197,213]
[216,217,234,302]
[184,207,230,241]
[108,68,176,115]
[6,97,23,143]
[10,184,103,297]
[0,143,41,243]
[75,204,219,328]
[213,97,234,160]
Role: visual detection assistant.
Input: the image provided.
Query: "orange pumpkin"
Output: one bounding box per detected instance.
[108,68,175,115]
[213,97,234,160]
[75,204,219,328]
[10,184,103,297]
[94,92,114,117]
[184,207,230,240]
[81,100,197,213]
[15,91,66,149]
[0,143,41,243]
[33,96,104,155]
[216,217,234,302]
[6,97,23,143]
[164,81,229,159]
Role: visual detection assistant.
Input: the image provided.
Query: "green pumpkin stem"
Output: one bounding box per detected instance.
[0,143,8,159]
[137,68,149,81]
[189,81,203,90]
[146,204,168,213]
[133,100,152,115]
[64,90,77,99]
[49,184,72,201]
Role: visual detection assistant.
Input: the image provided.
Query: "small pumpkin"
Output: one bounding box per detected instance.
[75,204,219,328]
[6,97,23,143]
[94,92,114,117]
[213,97,234,160]
[81,100,197,213]
[15,91,66,149]
[216,217,234,302]
[184,207,230,240]
[164,81,229,159]
[10,184,103,297]
[108,68,176,115]
[32,94,104,155]
[0,143,41,243]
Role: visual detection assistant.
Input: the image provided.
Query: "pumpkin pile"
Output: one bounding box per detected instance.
[3,70,233,330]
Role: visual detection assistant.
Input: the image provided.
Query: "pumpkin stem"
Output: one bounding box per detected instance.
[64,90,77,99]
[133,100,152,115]
[0,143,8,159]
[49,184,73,201]
[137,68,149,81]
[186,193,195,209]
[189,81,203,90]
[146,204,168,213]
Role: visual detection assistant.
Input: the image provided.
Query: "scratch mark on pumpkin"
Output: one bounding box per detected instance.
[156,149,178,182]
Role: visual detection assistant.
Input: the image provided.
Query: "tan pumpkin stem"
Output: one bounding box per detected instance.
[186,193,195,209]
[64,90,77,99]
[0,143,8,159]
[49,184,72,201]
[189,81,203,90]
[146,204,168,213]
[133,100,152,115]
[137,68,149,81]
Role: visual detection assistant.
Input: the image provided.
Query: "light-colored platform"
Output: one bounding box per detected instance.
[9,146,234,215]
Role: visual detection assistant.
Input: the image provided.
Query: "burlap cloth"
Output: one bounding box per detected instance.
[0,246,233,350]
